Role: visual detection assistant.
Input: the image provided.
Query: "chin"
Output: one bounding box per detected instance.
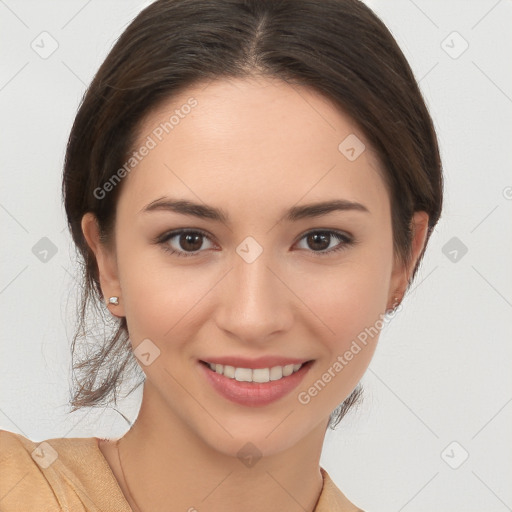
[197,420,313,461]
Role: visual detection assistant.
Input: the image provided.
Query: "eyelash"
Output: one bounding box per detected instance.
[155,229,354,258]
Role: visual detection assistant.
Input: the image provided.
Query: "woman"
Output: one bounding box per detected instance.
[0,0,442,510]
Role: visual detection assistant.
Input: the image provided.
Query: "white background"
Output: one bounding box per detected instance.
[1,1,511,511]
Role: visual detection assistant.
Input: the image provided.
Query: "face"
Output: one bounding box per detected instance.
[84,76,426,458]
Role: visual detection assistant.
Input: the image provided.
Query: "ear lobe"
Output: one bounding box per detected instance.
[81,212,125,317]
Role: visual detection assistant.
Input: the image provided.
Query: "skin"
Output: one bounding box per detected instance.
[82,76,429,512]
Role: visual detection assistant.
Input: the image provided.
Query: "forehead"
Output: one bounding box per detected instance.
[120,77,390,219]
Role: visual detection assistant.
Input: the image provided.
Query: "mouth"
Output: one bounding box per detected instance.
[200,360,310,383]
[198,359,314,406]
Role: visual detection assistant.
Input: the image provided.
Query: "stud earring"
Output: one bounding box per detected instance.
[386,295,401,314]
[108,296,119,306]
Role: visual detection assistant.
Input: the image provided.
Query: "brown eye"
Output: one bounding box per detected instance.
[306,232,331,251]
[296,230,353,256]
[179,232,204,252]
[158,229,215,257]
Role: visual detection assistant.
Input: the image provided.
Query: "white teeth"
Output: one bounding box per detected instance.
[223,365,235,378]
[206,362,304,382]
[269,366,283,381]
[252,368,270,383]
[234,367,252,382]
[282,364,294,377]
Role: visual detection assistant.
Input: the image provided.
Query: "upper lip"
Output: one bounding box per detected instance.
[200,356,312,369]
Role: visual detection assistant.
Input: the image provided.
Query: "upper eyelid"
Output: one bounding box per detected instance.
[157,228,215,244]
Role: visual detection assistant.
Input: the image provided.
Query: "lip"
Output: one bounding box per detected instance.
[198,359,314,407]
[200,355,309,369]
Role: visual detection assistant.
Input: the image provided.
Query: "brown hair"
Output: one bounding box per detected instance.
[62,0,442,428]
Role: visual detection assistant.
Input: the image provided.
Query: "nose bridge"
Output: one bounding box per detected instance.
[215,240,292,342]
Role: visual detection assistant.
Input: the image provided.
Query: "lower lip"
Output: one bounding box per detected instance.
[199,361,313,407]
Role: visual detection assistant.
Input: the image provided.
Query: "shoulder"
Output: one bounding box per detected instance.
[0,428,65,511]
[0,428,130,512]
[315,467,367,512]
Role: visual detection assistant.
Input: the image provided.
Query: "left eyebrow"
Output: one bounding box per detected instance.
[285,199,370,221]
[140,197,370,225]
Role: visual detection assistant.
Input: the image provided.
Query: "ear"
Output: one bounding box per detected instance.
[388,211,430,309]
[81,212,125,318]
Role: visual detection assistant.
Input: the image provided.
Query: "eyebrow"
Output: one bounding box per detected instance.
[140,197,369,223]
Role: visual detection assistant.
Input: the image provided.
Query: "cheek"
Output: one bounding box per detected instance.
[292,247,393,404]
[116,235,218,345]
[296,256,391,342]
[294,261,390,414]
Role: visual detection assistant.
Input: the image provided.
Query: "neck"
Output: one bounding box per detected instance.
[116,381,326,512]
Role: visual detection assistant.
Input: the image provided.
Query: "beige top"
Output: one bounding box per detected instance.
[0,429,364,511]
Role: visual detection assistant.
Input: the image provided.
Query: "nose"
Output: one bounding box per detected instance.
[213,247,294,345]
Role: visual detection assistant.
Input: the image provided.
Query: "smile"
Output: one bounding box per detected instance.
[204,362,303,383]
[199,359,314,406]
